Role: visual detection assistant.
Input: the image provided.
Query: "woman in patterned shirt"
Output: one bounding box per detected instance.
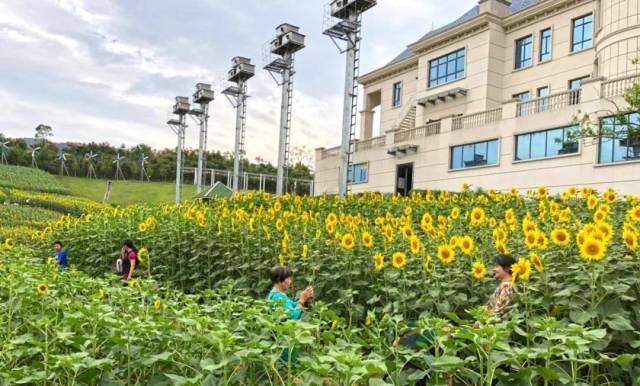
[475,254,518,328]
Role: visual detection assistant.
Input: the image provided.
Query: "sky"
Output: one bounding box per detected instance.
[0,0,477,164]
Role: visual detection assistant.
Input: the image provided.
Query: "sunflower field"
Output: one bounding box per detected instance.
[14,185,637,384]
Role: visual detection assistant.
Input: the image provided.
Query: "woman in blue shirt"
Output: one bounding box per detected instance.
[53,241,68,269]
[267,266,313,320]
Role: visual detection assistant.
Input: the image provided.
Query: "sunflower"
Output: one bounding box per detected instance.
[275,219,285,232]
[273,201,282,212]
[511,258,532,282]
[450,207,460,219]
[603,188,617,203]
[593,210,607,223]
[530,252,544,273]
[423,255,434,272]
[145,216,156,227]
[302,244,309,258]
[551,229,570,247]
[374,253,384,271]
[340,233,356,250]
[471,261,487,280]
[437,245,455,264]
[537,186,548,199]
[524,231,538,249]
[505,209,515,225]
[138,223,148,233]
[495,240,510,255]
[128,279,137,288]
[37,283,49,295]
[98,289,106,301]
[154,299,162,310]
[401,225,415,240]
[596,222,613,242]
[449,235,460,248]
[623,230,638,252]
[392,252,407,269]
[410,236,422,255]
[421,212,433,226]
[461,182,470,192]
[362,232,373,248]
[325,222,335,234]
[493,228,507,242]
[470,207,485,226]
[459,236,474,255]
[137,247,147,263]
[628,206,640,223]
[522,218,537,233]
[326,212,337,225]
[536,233,549,250]
[580,237,606,261]
[567,186,577,197]
[404,207,412,216]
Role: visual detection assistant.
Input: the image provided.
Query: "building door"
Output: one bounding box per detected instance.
[396,163,413,196]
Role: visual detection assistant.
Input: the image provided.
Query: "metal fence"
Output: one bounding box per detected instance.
[183,167,314,195]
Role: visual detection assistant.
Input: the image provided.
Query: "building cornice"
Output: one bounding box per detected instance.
[503,0,595,32]
[407,14,496,56]
[358,57,419,86]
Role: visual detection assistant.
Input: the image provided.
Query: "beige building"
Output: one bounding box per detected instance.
[315,0,640,195]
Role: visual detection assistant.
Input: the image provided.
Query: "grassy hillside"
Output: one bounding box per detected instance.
[56,176,197,206]
[0,165,69,194]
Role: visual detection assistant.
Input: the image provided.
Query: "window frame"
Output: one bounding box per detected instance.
[539,28,552,62]
[571,13,593,52]
[347,162,369,184]
[514,34,534,70]
[428,48,466,89]
[392,81,402,108]
[449,138,501,171]
[597,112,640,164]
[514,125,580,162]
[568,75,590,90]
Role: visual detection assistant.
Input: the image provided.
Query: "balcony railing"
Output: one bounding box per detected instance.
[320,146,340,159]
[516,89,581,117]
[394,121,441,142]
[356,136,386,151]
[602,73,640,98]
[452,107,502,131]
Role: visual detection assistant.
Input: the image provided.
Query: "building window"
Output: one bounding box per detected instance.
[515,35,533,69]
[348,163,369,183]
[540,28,552,62]
[428,48,465,88]
[599,112,640,164]
[569,76,590,89]
[515,125,579,161]
[572,14,593,52]
[537,86,550,112]
[513,91,531,115]
[450,139,499,169]
[392,82,402,107]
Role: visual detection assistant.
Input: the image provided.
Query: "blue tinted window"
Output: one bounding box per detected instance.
[392,82,402,107]
[546,128,564,157]
[348,163,368,183]
[515,35,533,69]
[451,139,499,170]
[516,134,530,161]
[572,14,593,52]
[429,48,465,88]
[531,132,546,158]
[598,113,640,163]
[540,28,552,62]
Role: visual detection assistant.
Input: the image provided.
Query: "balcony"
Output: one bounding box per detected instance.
[602,73,640,98]
[394,121,441,142]
[515,89,581,117]
[355,136,385,151]
[452,108,502,131]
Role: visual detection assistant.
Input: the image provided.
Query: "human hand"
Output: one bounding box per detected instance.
[473,321,481,329]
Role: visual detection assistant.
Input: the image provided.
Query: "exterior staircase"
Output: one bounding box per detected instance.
[398,105,416,130]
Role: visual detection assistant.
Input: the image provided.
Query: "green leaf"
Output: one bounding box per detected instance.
[605,314,634,331]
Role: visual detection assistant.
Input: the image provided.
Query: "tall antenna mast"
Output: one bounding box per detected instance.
[323,0,376,199]
[167,96,191,203]
[140,152,150,182]
[264,23,306,196]
[30,145,41,169]
[222,57,255,193]
[85,151,98,179]
[1,141,10,165]
[190,83,215,194]
[113,153,126,181]
[57,151,70,176]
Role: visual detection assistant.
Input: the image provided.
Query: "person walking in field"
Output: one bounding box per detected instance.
[116,240,139,281]
[53,241,68,269]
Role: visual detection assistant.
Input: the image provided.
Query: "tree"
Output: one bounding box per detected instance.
[35,124,53,142]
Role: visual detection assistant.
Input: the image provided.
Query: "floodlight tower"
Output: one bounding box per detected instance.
[264,23,306,196]
[1,141,10,165]
[30,145,41,168]
[222,57,255,193]
[190,83,215,194]
[167,96,190,203]
[323,0,376,199]
[85,151,98,179]
[113,153,126,180]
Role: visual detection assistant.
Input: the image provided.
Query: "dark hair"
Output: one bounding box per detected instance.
[493,254,516,274]
[53,241,63,247]
[123,239,137,252]
[270,266,292,285]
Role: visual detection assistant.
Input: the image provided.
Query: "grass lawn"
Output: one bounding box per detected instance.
[56,177,198,206]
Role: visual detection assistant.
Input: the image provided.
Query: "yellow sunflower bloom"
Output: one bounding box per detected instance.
[580,237,606,262]
[511,258,532,282]
[470,207,485,226]
[471,261,487,280]
[530,252,544,273]
[410,236,422,255]
[325,222,335,234]
[536,186,548,199]
[37,283,49,295]
[596,222,613,242]
[392,252,407,269]
[154,299,161,310]
[536,232,549,250]
[551,229,570,247]
[302,244,309,258]
[138,223,148,233]
[524,231,538,249]
[627,206,640,223]
[401,225,414,240]
[495,240,510,255]
[459,236,474,255]
[362,232,373,248]
[383,225,394,242]
[623,230,638,252]
[341,233,356,250]
[374,253,384,271]
[437,245,455,264]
